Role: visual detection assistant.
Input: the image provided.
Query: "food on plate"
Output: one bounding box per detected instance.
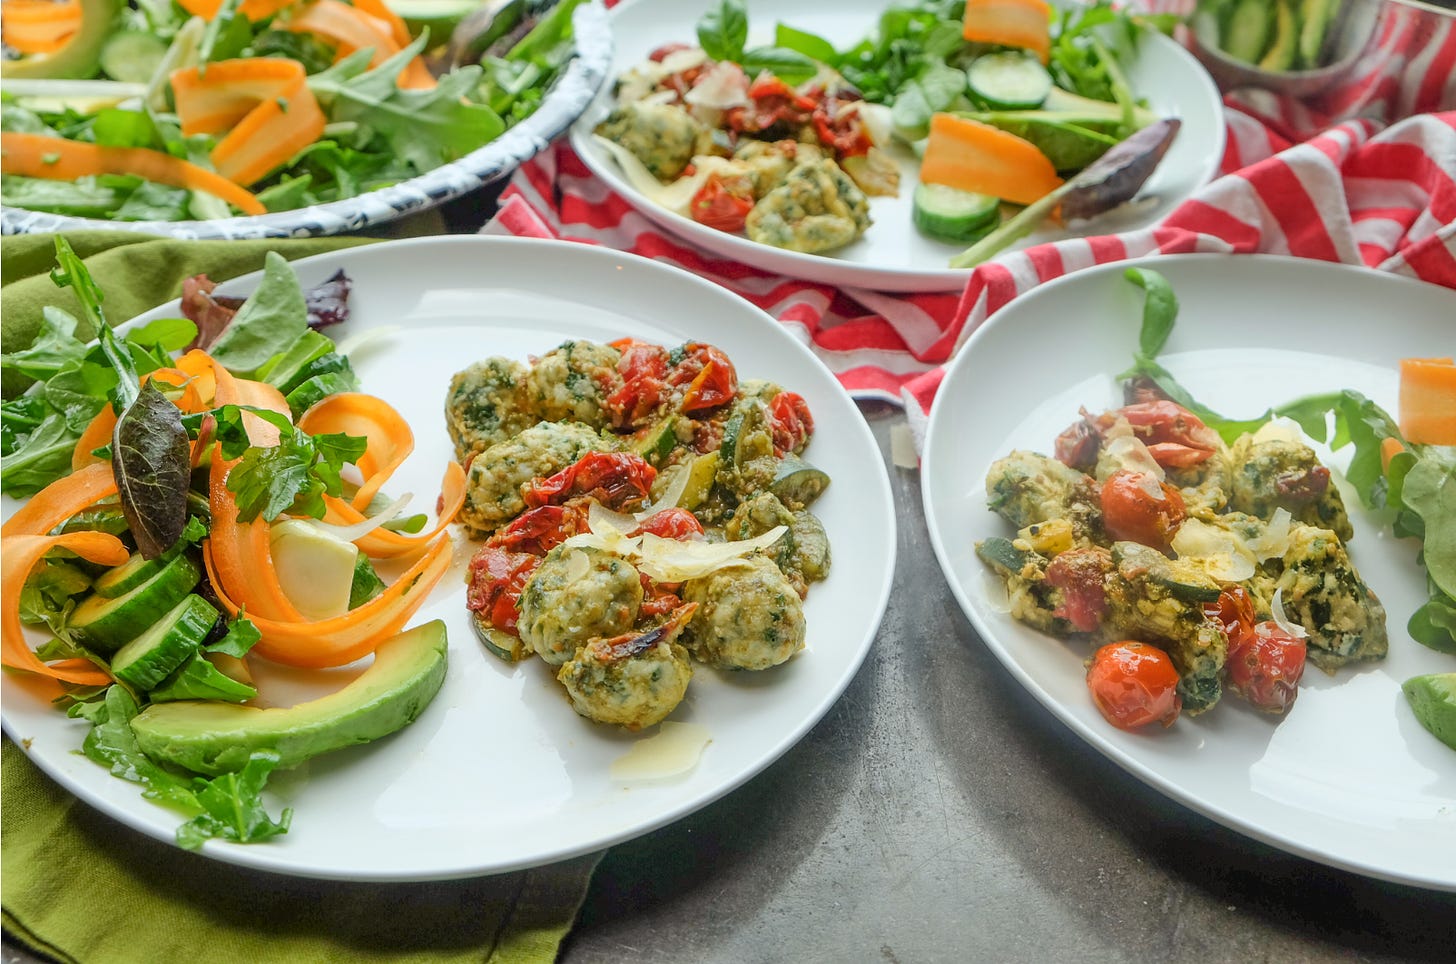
[1402,673,1456,751]
[592,0,1178,262]
[0,0,590,222]
[1193,0,1345,72]
[1,240,461,846]
[452,336,832,730]
[977,267,1403,731]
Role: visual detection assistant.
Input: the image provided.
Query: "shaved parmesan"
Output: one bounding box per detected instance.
[1251,417,1304,445]
[1244,508,1293,561]
[1270,588,1309,638]
[588,499,640,536]
[641,463,690,516]
[855,101,894,149]
[562,506,786,583]
[591,136,737,215]
[563,547,591,582]
[1171,518,1255,582]
[1100,435,1165,483]
[684,60,748,109]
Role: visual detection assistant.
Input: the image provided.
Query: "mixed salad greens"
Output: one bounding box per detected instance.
[0,0,589,221]
[2,239,459,845]
[592,0,1181,264]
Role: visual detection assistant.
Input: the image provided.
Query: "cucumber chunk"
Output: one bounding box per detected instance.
[99,30,169,84]
[68,553,200,654]
[967,52,1053,110]
[913,183,1001,242]
[110,594,219,691]
[92,552,165,599]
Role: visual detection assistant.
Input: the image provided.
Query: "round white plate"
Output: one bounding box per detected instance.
[569,0,1225,293]
[0,2,611,240]
[922,254,1456,892]
[1,235,897,881]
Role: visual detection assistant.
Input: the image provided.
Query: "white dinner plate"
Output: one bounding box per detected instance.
[1,235,897,882]
[569,0,1225,293]
[921,254,1456,892]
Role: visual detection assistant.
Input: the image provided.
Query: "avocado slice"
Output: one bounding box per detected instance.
[130,620,449,775]
[383,0,485,43]
[1402,673,1456,752]
[1,0,124,79]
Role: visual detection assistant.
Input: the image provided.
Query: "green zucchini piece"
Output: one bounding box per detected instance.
[471,612,529,662]
[976,536,1033,575]
[719,411,745,467]
[149,652,258,703]
[1224,0,1273,63]
[632,415,685,467]
[68,553,200,654]
[769,455,830,510]
[967,51,1053,110]
[679,451,720,511]
[91,552,166,599]
[913,183,1001,243]
[109,594,218,691]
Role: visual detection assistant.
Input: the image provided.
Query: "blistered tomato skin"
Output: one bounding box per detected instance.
[1227,622,1307,714]
[1100,469,1187,552]
[1086,641,1182,730]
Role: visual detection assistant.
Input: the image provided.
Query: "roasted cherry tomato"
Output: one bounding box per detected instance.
[1086,641,1182,730]
[630,507,705,540]
[1118,401,1219,468]
[1205,587,1305,713]
[648,42,692,62]
[1044,547,1111,633]
[811,103,872,157]
[637,572,686,618]
[465,546,540,636]
[487,502,590,555]
[689,174,755,233]
[605,341,670,428]
[1100,470,1186,551]
[725,75,819,133]
[768,391,814,456]
[668,342,738,412]
[523,452,657,511]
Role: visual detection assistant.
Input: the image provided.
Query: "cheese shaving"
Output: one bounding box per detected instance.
[563,505,785,583]
[1170,518,1255,582]
[306,492,412,543]
[1270,588,1309,639]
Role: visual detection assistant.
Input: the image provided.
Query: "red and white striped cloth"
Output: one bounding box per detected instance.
[483,6,1456,427]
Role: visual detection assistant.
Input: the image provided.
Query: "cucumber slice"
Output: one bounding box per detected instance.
[967,52,1053,110]
[110,594,218,691]
[68,553,200,654]
[913,183,1001,242]
[769,455,831,510]
[99,30,169,84]
[92,552,165,599]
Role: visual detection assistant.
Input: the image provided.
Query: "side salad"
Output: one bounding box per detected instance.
[1,239,461,845]
[591,0,1181,265]
[0,0,589,221]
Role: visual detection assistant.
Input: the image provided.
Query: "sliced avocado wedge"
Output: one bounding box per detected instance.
[130,620,449,775]
[1402,673,1456,751]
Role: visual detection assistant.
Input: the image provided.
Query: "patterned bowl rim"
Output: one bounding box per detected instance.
[0,0,612,240]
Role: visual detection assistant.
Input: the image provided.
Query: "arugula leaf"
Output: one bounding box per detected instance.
[224,417,367,522]
[205,252,310,375]
[0,411,76,497]
[79,687,292,849]
[698,0,749,62]
[207,615,262,658]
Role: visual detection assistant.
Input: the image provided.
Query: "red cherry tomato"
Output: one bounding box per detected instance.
[1116,401,1220,468]
[630,507,705,540]
[811,103,872,158]
[637,572,686,618]
[1100,470,1187,551]
[486,502,590,555]
[668,343,738,412]
[1205,587,1306,714]
[465,546,540,636]
[1086,641,1182,730]
[689,174,755,233]
[523,452,657,511]
[605,341,670,428]
[768,391,814,456]
[648,42,691,62]
[1044,547,1111,633]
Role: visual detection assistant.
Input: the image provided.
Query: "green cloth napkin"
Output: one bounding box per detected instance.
[1,232,601,964]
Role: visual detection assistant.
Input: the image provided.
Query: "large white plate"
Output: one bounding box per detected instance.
[569,0,1225,292]
[921,254,1456,892]
[0,235,896,881]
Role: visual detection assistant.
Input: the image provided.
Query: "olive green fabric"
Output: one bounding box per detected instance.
[1,232,600,963]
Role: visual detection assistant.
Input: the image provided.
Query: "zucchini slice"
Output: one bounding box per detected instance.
[110,594,219,691]
[769,455,831,510]
[912,183,1001,243]
[68,552,200,654]
[967,51,1053,110]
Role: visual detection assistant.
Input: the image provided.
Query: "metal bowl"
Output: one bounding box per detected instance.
[0,0,612,240]
[1186,0,1455,126]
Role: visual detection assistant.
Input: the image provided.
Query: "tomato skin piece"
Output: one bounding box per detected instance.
[1100,470,1186,551]
[487,502,590,555]
[768,391,814,456]
[465,546,540,636]
[689,174,755,233]
[1206,587,1306,714]
[1044,547,1111,633]
[668,343,738,412]
[1086,641,1182,730]
[630,507,705,540]
[523,451,657,511]
[605,342,670,428]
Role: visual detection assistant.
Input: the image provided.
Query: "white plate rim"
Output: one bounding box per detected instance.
[0,234,898,881]
[568,0,1227,293]
[920,252,1456,893]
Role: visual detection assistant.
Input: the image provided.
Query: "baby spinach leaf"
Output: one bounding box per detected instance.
[205,252,310,376]
[698,0,749,61]
[176,753,292,850]
[0,412,75,497]
[113,382,191,559]
[0,306,91,381]
[740,46,819,86]
[775,23,838,65]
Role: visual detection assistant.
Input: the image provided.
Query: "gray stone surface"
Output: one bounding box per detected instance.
[6,405,1455,963]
